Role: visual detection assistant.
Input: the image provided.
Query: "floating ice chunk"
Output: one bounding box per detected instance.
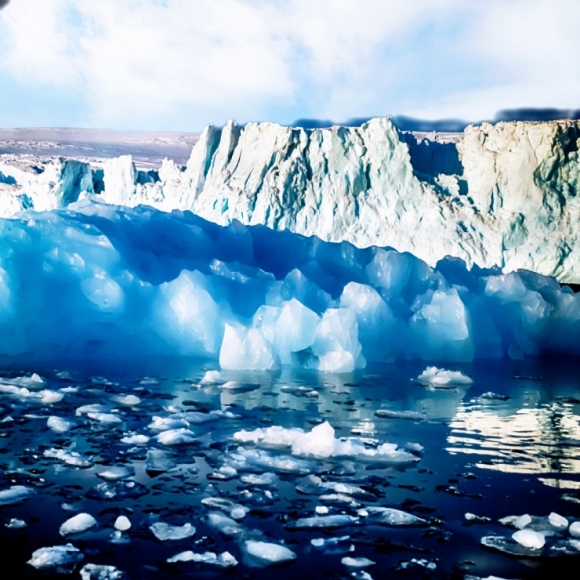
[417,366,473,386]
[342,557,375,568]
[97,466,135,481]
[244,540,296,566]
[319,493,361,509]
[86,480,148,501]
[27,544,83,572]
[310,536,352,554]
[286,515,359,530]
[240,472,278,486]
[514,514,532,529]
[80,563,124,580]
[228,447,318,475]
[5,518,27,528]
[296,476,376,501]
[315,505,329,515]
[481,535,544,557]
[167,550,238,567]
[120,433,149,445]
[148,416,190,431]
[87,412,123,424]
[146,449,176,474]
[395,559,437,573]
[114,516,131,531]
[150,521,196,541]
[205,512,244,537]
[60,513,97,536]
[156,428,197,446]
[374,409,426,421]
[201,497,248,519]
[44,448,93,468]
[113,395,141,406]
[219,380,260,392]
[548,512,568,530]
[208,465,238,480]
[570,521,580,537]
[365,507,429,527]
[76,404,109,416]
[199,370,222,384]
[465,513,491,524]
[0,485,34,505]
[512,529,546,549]
[47,416,75,433]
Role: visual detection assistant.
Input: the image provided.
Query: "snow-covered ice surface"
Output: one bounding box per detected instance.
[0,359,579,579]
[0,199,578,370]
[3,118,580,282]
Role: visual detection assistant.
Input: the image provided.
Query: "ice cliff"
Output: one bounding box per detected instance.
[2,117,580,282]
[0,199,579,371]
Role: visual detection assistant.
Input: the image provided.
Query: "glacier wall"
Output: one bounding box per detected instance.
[0,200,579,371]
[2,118,580,282]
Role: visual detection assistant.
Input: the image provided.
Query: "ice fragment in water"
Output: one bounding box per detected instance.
[512,529,546,549]
[342,557,375,568]
[417,366,473,386]
[114,394,141,406]
[395,559,437,572]
[97,466,135,481]
[80,564,124,580]
[365,507,429,526]
[481,535,545,557]
[120,433,149,445]
[548,512,568,529]
[0,485,34,505]
[199,370,222,384]
[156,428,197,445]
[205,512,244,537]
[86,480,148,501]
[146,449,176,474]
[240,472,278,486]
[87,412,123,424]
[167,550,238,567]
[114,516,131,531]
[27,544,83,572]
[44,448,93,468]
[464,513,491,523]
[310,536,352,554]
[60,513,97,536]
[315,506,329,515]
[287,515,358,530]
[47,416,75,433]
[5,518,27,528]
[201,497,248,519]
[570,521,580,537]
[150,521,196,541]
[243,540,297,566]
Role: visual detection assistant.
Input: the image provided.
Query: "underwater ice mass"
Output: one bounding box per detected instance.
[1,198,579,372]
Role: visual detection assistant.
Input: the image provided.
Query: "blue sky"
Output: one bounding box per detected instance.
[1,0,579,132]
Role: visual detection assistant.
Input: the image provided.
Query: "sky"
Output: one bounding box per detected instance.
[0,0,579,132]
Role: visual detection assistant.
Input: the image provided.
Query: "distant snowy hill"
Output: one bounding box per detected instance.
[1,117,580,282]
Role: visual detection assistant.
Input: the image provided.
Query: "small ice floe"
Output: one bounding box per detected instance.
[479,392,510,401]
[146,449,176,474]
[27,544,83,573]
[47,416,76,433]
[315,506,329,515]
[374,409,426,421]
[97,466,135,481]
[280,385,318,397]
[201,497,248,520]
[120,433,149,445]
[243,540,297,566]
[149,521,196,541]
[286,515,359,530]
[148,416,190,431]
[417,366,473,387]
[0,485,34,506]
[233,421,419,464]
[394,558,437,573]
[481,535,545,557]
[342,556,375,568]
[167,550,238,567]
[0,382,63,404]
[296,475,377,501]
[204,512,244,537]
[240,472,278,486]
[156,428,197,446]
[319,493,361,509]
[114,516,131,531]
[364,507,429,527]
[44,448,93,468]
[548,512,569,530]
[113,394,141,406]
[76,404,109,417]
[570,521,580,537]
[311,536,353,554]
[208,465,238,481]
[80,563,124,580]
[512,529,545,550]
[465,512,491,524]
[227,447,319,475]
[219,380,260,393]
[199,370,222,385]
[5,518,27,529]
[86,481,148,501]
[87,412,123,425]
[60,513,97,537]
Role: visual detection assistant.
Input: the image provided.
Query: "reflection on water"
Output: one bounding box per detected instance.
[447,381,580,478]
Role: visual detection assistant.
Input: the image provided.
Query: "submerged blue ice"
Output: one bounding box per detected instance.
[0,199,578,371]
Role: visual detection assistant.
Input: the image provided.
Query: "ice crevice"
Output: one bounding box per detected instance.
[0,199,579,370]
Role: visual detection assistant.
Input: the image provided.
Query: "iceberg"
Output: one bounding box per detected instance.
[3,118,580,283]
[0,199,578,369]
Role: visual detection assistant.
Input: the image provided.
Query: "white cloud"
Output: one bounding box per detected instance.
[1,0,579,129]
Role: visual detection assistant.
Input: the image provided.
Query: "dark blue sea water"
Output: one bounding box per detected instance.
[1,357,580,579]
